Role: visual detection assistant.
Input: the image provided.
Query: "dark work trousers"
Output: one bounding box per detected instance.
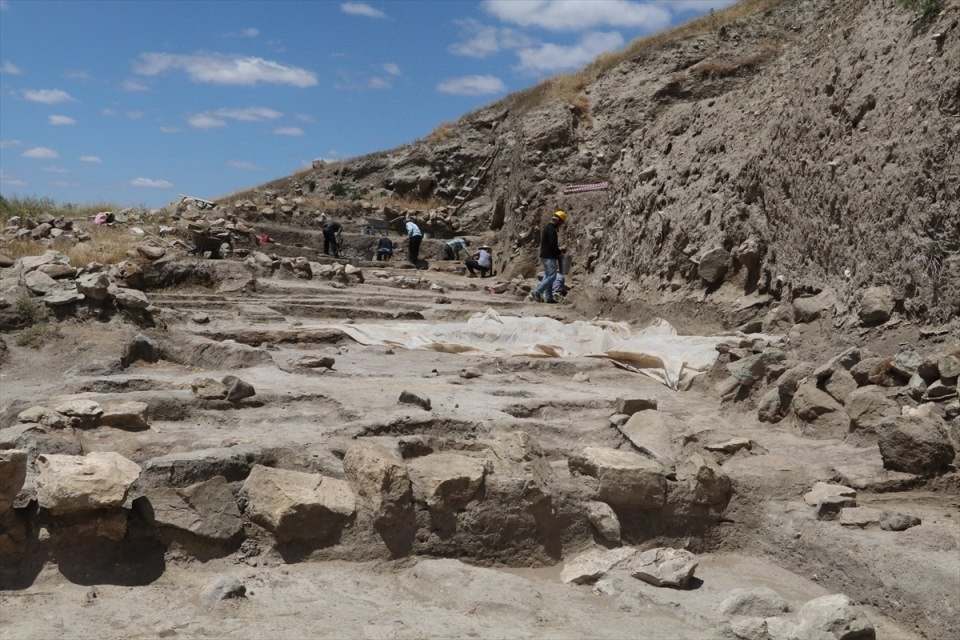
[323,230,340,257]
[408,234,422,264]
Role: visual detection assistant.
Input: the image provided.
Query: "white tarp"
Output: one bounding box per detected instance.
[330,309,775,390]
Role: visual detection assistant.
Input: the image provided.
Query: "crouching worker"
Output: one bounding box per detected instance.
[442,237,469,260]
[465,245,493,278]
[376,233,394,261]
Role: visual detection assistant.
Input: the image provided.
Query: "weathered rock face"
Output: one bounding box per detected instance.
[223,1,958,327]
[0,449,28,511]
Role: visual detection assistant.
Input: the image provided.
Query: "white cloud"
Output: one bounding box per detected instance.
[273,127,304,136]
[22,147,59,159]
[102,108,118,117]
[122,79,149,92]
[213,107,283,121]
[449,19,535,58]
[41,166,69,174]
[227,160,261,170]
[662,0,737,13]
[0,1,9,11]
[295,114,317,123]
[437,74,506,96]
[127,111,144,119]
[130,177,173,188]
[188,107,282,129]
[64,70,93,81]
[22,88,76,104]
[0,170,25,187]
[333,69,362,91]
[159,126,181,133]
[242,27,260,37]
[516,31,624,73]
[134,52,318,87]
[483,0,670,32]
[1,60,21,75]
[80,155,102,163]
[368,76,390,89]
[188,113,228,129]
[48,115,76,126]
[383,63,401,76]
[341,2,386,19]
[0,139,22,149]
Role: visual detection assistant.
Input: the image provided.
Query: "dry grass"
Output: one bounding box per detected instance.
[426,121,457,143]
[385,195,447,211]
[0,195,127,223]
[64,226,134,266]
[4,224,138,267]
[493,0,785,118]
[688,44,779,78]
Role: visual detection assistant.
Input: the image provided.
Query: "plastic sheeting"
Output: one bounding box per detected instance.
[330,309,775,390]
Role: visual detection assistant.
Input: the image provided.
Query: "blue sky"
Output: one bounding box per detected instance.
[0,0,734,209]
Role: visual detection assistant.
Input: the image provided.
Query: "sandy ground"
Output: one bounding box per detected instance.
[0,263,956,640]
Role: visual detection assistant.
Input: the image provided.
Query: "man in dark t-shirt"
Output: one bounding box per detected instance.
[531,210,566,303]
[321,218,343,257]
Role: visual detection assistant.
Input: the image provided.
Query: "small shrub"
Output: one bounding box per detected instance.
[15,323,61,349]
[327,181,370,201]
[327,182,347,198]
[15,296,49,325]
[898,0,942,18]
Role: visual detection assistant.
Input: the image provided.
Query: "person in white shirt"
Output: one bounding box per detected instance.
[465,245,492,277]
[404,218,423,265]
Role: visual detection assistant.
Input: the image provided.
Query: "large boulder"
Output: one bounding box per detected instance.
[876,415,955,476]
[35,452,141,515]
[144,476,243,543]
[859,285,894,326]
[561,546,637,585]
[406,453,485,511]
[568,447,667,509]
[342,441,412,523]
[782,593,876,640]
[676,453,731,506]
[630,547,699,589]
[240,464,356,542]
[845,387,899,435]
[615,410,679,470]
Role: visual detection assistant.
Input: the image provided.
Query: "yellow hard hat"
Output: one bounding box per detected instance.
[554,210,567,223]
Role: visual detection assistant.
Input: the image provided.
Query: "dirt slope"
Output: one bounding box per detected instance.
[221,0,959,329]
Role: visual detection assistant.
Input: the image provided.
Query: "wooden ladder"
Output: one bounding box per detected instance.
[445,144,499,216]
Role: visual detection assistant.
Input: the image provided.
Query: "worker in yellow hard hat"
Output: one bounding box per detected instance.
[530,210,567,303]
